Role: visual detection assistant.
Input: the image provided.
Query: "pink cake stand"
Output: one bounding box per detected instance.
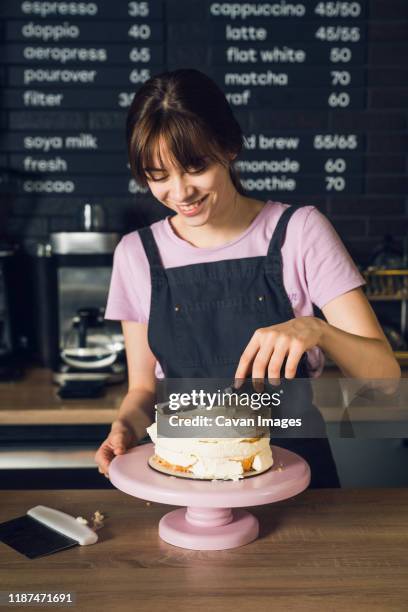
[109,442,310,551]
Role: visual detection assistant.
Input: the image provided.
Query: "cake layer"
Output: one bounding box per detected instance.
[146,422,273,480]
[152,446,273,480]
[146,422,271,458]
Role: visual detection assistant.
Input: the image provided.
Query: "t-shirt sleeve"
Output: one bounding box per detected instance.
[301,206,366,309]
[104,237,145,322]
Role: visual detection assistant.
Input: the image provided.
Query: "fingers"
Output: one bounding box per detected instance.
[98,466,110,479]
[94,432,128,479]
[111,421,137,447]
[235,327,306,390]
[94,446,112,477]
[284,341,305,379]
[251,333,275,391]
[234,329,263,387]
[267,337,289,386]
[109,431,127,454]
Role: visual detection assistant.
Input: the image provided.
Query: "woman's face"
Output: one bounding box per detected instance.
[144,143,236,227]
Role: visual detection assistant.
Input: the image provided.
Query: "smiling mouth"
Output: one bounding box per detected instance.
[177,195,208,212]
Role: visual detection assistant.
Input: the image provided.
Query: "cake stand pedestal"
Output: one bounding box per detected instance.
[109,443,310,551]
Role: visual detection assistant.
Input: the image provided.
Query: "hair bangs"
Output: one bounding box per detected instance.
[131,112,228,185]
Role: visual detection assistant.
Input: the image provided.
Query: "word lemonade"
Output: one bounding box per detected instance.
[147,388,301,480]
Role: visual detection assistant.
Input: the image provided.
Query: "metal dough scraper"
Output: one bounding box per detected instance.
[0,505,98,558]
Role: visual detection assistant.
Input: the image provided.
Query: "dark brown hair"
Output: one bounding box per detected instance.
[126,69,246,195]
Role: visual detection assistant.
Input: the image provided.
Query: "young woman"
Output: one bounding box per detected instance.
[94,69,400,487]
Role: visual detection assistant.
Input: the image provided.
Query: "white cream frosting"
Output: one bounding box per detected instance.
[146,421,273,480]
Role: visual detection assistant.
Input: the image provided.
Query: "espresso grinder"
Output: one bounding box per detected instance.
[33,204,126,398]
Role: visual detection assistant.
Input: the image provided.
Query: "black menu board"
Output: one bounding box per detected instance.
[0,0,406,262]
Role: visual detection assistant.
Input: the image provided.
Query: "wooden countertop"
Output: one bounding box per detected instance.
[0,488,407,611]
[0,368,126,425]
[0,367,407,427]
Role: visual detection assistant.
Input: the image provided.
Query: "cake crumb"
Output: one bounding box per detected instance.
[90,510,105,531]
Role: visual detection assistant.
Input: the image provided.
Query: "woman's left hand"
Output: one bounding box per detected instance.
[234,316,325,386]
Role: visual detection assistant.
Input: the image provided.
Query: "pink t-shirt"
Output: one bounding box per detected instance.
[105,201,366,378]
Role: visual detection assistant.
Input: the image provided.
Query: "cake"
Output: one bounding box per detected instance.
[146,410,273,481]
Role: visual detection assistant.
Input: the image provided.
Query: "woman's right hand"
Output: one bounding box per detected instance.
[94,419,138,478]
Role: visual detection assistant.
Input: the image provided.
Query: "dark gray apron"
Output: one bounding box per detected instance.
[138,204,341,488]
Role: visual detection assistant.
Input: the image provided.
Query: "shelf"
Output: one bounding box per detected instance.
[367,295,408,301]
[395,351,408,366]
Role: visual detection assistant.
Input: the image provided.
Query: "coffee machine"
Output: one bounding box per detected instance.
[32,206,126,397]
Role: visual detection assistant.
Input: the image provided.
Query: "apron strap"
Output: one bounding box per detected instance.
[265,204,309,373]
[139,205,303,270]
[138,226,163,270]
[266,204,303,272]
